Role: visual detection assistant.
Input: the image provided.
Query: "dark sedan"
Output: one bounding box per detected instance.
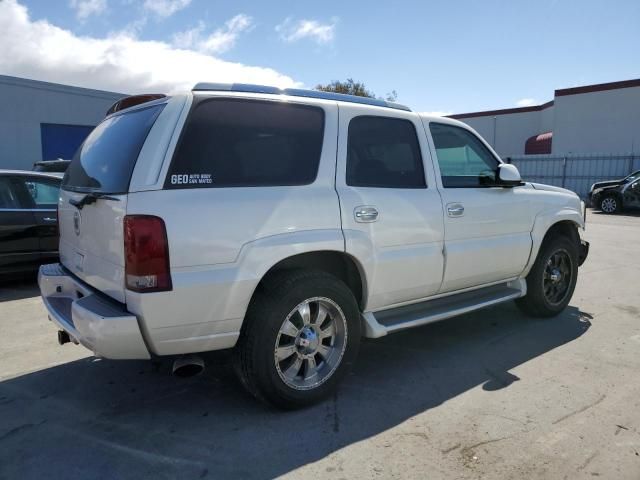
[591,176,640,214]
[588,170,640,203]
[0,170,62,274]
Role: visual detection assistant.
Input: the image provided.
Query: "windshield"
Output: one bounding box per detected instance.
[624,170,640,183]
[62,104,165,193]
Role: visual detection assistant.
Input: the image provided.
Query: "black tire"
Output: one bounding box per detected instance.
[234,270,361,409]
[516,235,579,318]
[599,194,621,214]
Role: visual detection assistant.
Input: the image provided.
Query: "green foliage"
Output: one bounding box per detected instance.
[315,78,399,103]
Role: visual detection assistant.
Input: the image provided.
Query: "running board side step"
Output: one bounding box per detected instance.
[361,279,526,338]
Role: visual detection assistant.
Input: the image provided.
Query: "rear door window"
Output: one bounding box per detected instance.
[346,116,426,188]
[62,104,164,194]
[165,98,325,188]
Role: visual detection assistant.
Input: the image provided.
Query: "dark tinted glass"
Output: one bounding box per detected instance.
[62,104,164,193]
[430,123,499,188]
[165,98,325,188]
[0,178,21,209]
[346,116,426,188]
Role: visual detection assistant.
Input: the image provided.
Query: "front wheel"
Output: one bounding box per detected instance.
[234,270,361,409]
[599,195,620,214]
[516,235,579,318]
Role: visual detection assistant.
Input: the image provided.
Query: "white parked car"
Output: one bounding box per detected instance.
[39,84,589,408]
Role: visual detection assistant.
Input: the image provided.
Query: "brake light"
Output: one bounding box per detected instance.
[124,215,172,292]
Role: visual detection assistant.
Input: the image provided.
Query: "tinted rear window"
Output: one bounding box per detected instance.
[346,116,426,188]
[165,98,325,188]
[62,104,164,193]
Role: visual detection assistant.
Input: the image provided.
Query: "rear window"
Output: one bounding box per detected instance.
[62,104,164,193]
[165,98,325,188]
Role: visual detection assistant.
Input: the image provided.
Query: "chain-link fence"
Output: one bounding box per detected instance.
[506,154,640,199]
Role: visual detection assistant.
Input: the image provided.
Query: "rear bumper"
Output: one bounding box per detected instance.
[578,240,589,267]
[38,263,150,360]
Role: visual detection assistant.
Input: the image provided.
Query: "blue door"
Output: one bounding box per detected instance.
[40,123,95,160]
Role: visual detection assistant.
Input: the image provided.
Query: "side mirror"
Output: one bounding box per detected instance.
[497,164,522,187]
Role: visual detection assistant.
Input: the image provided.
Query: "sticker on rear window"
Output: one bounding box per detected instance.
[170,173,213,185]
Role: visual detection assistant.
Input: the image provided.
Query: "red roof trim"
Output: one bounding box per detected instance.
[448,78,640,120]
[555,78,640,97]
[448,100,554,119]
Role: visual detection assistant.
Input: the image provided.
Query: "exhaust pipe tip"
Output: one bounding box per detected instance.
[172,355,205,378]
[57,330,71,345]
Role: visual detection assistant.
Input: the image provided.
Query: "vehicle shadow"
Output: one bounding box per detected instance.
[0,276,40,302]
[590,209,640,218]
[0,303,591,480]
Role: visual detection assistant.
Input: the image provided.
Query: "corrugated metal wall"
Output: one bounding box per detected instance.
[508,154,640,199]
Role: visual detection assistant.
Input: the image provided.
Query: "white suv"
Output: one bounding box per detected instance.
[39,84,589,408]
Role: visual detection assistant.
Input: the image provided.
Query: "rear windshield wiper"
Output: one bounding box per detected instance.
[69,192,120,210]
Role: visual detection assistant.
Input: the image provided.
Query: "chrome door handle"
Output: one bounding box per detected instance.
[446,204,464,217]
[42,217,57,222]
[354,206,379,223]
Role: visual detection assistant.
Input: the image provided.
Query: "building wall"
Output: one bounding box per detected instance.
[460,108,552,158]
[452,81,640,158]
[552,86,640,155]
[0,75,125,170]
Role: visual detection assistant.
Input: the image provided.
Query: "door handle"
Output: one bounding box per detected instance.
[446,204,465,217]
[354,206,379,223]
[42,217,57,222]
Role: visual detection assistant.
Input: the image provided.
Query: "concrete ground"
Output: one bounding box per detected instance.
[0,210,639,480]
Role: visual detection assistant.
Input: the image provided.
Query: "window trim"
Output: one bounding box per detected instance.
[429,121,503,189]
[164,97,326,189]
[346,114,427,189]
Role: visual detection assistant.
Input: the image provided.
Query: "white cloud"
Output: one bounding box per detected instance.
[0,0,299,94]
[143,0,190,18]
[173,14,254,54]
[516,98,537,107]
[69,0,107,20]
[276,17,337,45]
[420,111,452,117]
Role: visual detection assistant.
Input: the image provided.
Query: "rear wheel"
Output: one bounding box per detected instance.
[516,235,578,318]
[234,270,361,409]
[599,195,620,214]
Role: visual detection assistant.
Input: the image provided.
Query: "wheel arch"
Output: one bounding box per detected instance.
[523,209,584,277]
[541,220,580,248]
[251,250,368,311]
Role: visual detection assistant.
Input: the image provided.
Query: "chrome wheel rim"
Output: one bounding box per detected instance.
[543,249,573,305]
[274,297,347,391]
[601,197,616,213]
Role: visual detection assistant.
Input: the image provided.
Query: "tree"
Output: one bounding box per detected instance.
[315,78,374,97]
[315,78,399,102]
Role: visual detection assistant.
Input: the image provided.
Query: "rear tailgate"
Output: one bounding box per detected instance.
[58,192,127,302]
[59,102,166,303]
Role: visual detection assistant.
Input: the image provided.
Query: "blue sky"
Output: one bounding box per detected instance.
[2,0,639,114]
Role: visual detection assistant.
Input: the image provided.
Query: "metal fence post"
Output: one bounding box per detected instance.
[561,156,567,188]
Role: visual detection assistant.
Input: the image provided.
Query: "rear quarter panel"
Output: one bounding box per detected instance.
[125,95,344,355]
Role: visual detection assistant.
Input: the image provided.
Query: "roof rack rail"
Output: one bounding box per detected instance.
[192,83,411,112]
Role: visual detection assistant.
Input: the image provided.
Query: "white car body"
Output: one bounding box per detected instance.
[39,87,587,362]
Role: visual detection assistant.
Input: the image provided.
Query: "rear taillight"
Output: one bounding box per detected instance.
[124,215,172,292]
